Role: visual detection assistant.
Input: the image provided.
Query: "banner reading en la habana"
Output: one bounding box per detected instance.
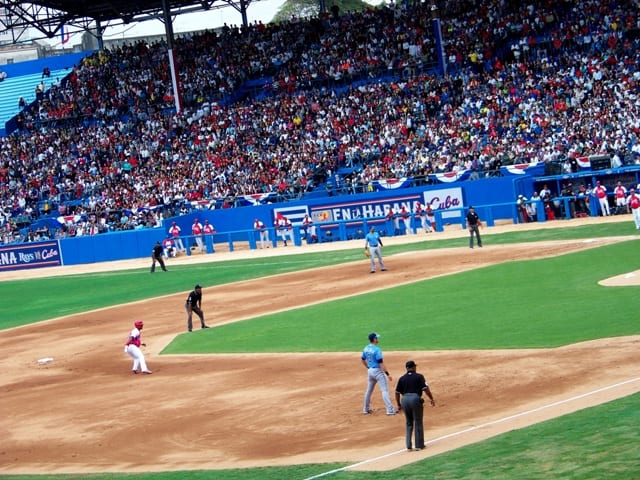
[308,187,463,224]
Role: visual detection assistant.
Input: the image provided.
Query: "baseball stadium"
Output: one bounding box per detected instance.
[1,0,640,479]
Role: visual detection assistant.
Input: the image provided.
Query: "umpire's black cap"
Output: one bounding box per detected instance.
[405,360,417,369]
[195,284,202,289]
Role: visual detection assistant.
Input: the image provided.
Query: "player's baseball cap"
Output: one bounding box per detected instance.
[134,320,144,328]
[368,332,380,341]
[405,360,417,369]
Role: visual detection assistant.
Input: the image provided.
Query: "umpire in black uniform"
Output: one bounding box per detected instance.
[185,284,209,332]
[466,205,483,249]
[150,241,167,273]
[395,360,436,451]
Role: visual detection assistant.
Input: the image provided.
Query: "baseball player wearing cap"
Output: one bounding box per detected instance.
[254,218,269,249]
[163,236,176,258]
[425,203,435,232]
[364,226,386,273]
[124,320,152,374]
[185,284,209,332]
[192,218,205,253]
[400,206,412,234]
[361,332,397,415]
[168,221,185,253]
[628,189,640,228]
[593,181,610,216]
[614,181,628,214]
[395,360,435,451]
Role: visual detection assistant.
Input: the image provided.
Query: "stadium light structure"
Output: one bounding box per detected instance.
[430,0,446,76]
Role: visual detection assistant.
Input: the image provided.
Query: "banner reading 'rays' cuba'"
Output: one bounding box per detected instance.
[0,241,62,271]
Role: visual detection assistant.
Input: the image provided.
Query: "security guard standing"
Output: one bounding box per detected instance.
[395,360,436,451]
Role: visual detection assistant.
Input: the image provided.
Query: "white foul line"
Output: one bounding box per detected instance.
[302,376,640,480]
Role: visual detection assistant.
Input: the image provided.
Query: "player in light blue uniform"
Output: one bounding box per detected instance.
[364,226,386,273]
[361,332,397,415]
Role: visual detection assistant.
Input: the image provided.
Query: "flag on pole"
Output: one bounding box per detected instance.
[61,25,70,44]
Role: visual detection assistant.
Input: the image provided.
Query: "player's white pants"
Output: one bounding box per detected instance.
[259,230,269,248]
[279,229,293,244]
[402,218,411,234]
[174,237,185,252]
[194,235,205,252]
[125,344,148,372]
[363,367,395,414]
[633,208,640,229]
[420,216,433,233]
[598,197,610,216]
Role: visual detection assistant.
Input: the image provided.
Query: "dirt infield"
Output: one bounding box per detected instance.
[1,216,639,475]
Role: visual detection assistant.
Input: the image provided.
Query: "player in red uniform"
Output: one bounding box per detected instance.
[124,320,152,374]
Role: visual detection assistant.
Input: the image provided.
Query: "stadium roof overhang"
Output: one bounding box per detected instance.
[0,0,261,44]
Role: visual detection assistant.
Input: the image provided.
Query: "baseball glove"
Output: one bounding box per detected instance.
[364,249,371,257]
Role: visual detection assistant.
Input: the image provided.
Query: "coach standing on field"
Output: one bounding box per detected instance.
[395,360,435,451]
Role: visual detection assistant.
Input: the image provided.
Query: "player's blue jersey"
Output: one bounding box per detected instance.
[362,344,383,368]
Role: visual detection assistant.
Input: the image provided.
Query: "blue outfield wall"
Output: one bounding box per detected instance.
[59,228,165,265]
[6,168,624,270]
[37,175,528,267]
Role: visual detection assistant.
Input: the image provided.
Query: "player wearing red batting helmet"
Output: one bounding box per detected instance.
[124,320,152,374]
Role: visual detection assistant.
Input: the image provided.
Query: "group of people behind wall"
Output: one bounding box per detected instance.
[518,180,640,223]
[154,219,218,262]
[253,213,299,248]
[386,204,436,235]
[156,179,640,260]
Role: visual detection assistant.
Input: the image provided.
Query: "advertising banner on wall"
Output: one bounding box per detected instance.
[0,241,62,272]
[272,187,464,226]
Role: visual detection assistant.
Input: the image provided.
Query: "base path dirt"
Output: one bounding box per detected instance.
[0,217,639,475]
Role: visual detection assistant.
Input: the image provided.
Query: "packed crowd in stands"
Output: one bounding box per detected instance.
[1,0,640,244]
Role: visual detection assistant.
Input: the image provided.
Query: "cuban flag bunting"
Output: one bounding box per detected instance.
[431,169,472,183]
[373,178,410,191]
[576,156,591,169]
